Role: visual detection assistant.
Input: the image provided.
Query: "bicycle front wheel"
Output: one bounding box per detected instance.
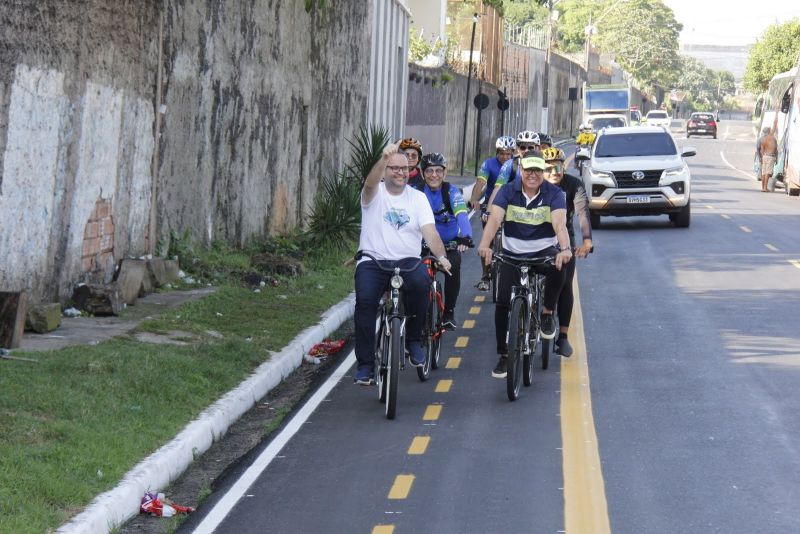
[417,289,436,381]
[537,278,551,371]
[376,316,388,402]
[507,297,527,401]
[386,316,402,419]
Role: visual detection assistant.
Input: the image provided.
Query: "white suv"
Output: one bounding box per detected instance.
[644,110,671,128]
[578,126,696,227]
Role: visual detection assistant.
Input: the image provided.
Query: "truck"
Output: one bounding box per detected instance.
[581,82,632,128]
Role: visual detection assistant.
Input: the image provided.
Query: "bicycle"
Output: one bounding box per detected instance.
[356,251,427,419]
[419,239,472,380]
[493,252,556,401]
[479,204,503,303]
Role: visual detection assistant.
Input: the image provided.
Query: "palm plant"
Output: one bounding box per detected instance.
[346,124,391,188]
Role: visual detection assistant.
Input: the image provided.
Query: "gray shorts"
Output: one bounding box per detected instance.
[761,155,777,177]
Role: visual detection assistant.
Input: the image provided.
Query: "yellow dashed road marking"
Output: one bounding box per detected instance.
[408,436,430,455]
[740,225,752,233]
[388,474,415,499]
[446,357,461,369]
[474,295,486,303]
[455,336,469,347]
[372,526,394,534]
[463,319,475,329]
[791,260,800,270]
[706,205,714,209]
[721,214,731,220]
[469,306,481,315]
[765,243,778,251]
[423,405,442,421]
[435,379,453,393]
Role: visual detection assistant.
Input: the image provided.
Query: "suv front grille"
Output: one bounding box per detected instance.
[615,170,663,188]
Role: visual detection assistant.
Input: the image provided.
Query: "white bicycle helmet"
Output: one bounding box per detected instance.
[516,130,540,145]
[495,136,516,150]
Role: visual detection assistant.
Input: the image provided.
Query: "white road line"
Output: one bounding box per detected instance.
[719,150,756,181]
[192,351,357,533]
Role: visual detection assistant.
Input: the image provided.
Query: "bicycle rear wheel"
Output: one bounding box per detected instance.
[506,297,527,401]
[431,282,443,370]
[386,316,402,419]
[491,233,502,303]
[537,277,551,370]
[417,286,438,381]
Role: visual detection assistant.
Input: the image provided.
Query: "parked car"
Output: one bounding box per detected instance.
[686,112,717,138]
[644,110,671,128]
[576,126,696,228]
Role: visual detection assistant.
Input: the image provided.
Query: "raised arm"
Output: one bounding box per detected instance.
[362,142,399,205]
[550,208,573,269]
[573,182,593,258]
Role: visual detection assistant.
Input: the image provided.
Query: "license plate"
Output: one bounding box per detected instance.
[627,195,650,204]
[697,128,707,132]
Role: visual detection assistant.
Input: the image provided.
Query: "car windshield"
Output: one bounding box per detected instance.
[647,111,668,119]
[590,117,626,130]
[594,132,677,157]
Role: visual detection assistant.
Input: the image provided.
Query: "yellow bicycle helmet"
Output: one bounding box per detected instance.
[541,147,565,162]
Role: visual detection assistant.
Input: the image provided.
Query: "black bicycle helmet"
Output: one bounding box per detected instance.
[421,152,447,170]
[538,133,553,146]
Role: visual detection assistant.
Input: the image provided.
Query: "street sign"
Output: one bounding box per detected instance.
[497,97,510,111]
[568,87,578,101]
[473,93,490,110]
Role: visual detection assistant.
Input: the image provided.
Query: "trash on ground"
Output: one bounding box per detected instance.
[63,307,82,318]
[140,491,195,517]
[308,339,346,358]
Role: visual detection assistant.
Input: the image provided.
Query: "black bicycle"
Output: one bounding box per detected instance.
[356,251,429,419]
[493,252,555,401]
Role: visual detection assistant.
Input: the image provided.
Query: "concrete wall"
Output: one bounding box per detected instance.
[0,1,380,302]
[0,1,159,301]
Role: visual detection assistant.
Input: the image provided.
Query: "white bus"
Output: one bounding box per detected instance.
[781,60,800,196]
[754,67,798,194]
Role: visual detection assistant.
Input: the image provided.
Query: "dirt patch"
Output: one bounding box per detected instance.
[120,321,354,533]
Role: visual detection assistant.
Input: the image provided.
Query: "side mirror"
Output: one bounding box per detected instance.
[681,147,696,157]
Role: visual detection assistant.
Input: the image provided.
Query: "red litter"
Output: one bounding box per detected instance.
[308,339,346,357]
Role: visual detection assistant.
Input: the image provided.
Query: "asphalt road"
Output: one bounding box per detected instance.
[181,120,800,533]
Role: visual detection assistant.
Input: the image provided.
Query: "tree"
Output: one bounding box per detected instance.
[555,0,602,53]
[503,0,549,28]
[743,19,800,93]
[674,56,734,111]
[591,0,682,88]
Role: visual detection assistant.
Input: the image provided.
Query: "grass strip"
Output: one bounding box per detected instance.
[0,252,354,533]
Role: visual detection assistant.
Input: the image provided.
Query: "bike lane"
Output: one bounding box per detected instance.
[181,204,607,534]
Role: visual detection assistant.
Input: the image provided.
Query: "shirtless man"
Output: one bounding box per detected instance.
[758,117,778,192]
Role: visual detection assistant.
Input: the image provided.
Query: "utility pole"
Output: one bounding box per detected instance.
[541,0,554,134]
[460,13,479,176]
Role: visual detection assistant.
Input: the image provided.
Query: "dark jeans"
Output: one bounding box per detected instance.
[354,258,430,369]
[557,256,576,328]
[442,248,461,313]
[494,246,565,354]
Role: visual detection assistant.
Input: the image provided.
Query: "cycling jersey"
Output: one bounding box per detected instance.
[407,167,424,189]
[552,173,592,247]
[576,132,596,145]
[477,156,505,201]
[421,183,472,243]
[492,178,566,255]
[493,156,522,189]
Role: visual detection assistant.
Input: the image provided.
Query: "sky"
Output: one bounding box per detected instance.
[662,0,800,46]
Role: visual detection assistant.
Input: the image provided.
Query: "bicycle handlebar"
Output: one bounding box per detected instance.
[493,251,556,268]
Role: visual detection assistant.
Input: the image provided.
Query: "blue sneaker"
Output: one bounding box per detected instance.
[354,366,374,385]
[408,341,426,368]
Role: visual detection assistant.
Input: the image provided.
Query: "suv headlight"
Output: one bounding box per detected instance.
[663,164,688,177]
[589,168,614,180]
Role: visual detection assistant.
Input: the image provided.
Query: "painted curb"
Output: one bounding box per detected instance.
[56,293,356,534]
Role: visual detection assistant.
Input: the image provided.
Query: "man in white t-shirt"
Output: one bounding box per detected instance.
[354,143,452,385]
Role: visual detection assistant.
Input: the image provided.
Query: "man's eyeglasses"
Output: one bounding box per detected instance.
[386,165,409,174]
[424,168,445,176]
[544,164,563,174]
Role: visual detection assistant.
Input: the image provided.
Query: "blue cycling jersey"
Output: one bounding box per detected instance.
[477,157,505,201]
[421,183,472,243]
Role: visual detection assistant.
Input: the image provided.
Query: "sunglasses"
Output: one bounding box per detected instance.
[518,145,536,150]
[545,164,563,174]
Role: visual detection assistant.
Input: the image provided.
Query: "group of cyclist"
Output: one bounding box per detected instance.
[353,129,592,385]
